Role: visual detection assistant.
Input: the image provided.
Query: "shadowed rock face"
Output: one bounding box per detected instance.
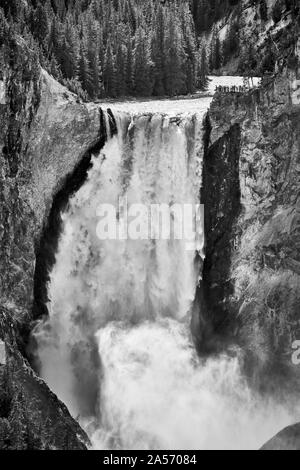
[199,72,300,396]
[0,67,101,323]
[0,309,88,450]
[0,37,103,450]
[192,120,242,355]
[197,68,300,449]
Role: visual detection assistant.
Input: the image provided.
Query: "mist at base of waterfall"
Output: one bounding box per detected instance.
[81,319,296,451]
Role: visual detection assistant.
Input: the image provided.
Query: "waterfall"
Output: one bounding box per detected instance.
[33,103,295,450]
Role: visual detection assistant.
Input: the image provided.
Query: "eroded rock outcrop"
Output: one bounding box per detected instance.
[0,36,104,449]
[200,70,300,393]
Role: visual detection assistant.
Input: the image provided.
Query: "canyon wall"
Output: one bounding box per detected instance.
[200,70,300,400]
[0,36,103,449]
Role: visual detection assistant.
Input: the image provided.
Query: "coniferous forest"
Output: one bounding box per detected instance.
[0,0,299,100]
[1,0,208,100]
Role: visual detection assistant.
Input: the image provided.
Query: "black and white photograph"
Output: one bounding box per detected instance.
[0,0,300,453]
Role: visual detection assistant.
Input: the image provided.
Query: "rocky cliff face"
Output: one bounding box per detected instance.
[0,36,104,449]
[200,70,300,397]
[207,0,299,76]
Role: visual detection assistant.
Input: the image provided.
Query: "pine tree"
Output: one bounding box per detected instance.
[125,36,134,94]
[181,3,197,94]
[164,11,186,96]
[151,4,165,96]
[197,46,209,90]
[103,37,116,97]
[78,40,91,94]
[133,26,153,96]
[33,3,49,46]
[54,0,67,20]
[47,18,58,59]
[86,17,102,98]
[59,18,78,80]
[239,42,257,74]
[49,55,62,79]
[1,0,19,20]
[115,42,127,96]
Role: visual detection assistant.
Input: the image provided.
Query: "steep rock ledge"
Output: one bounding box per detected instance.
[192,120,242,354]
[1,69,101,322]
[0,37,105,449]
[200,71,300,395]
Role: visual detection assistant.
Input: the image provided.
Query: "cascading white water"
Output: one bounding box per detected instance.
[33,95,297,450]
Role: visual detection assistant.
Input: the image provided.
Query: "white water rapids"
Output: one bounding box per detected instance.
[33,78,297,450]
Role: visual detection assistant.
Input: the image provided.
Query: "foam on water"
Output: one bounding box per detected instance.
[103,75,261,117]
